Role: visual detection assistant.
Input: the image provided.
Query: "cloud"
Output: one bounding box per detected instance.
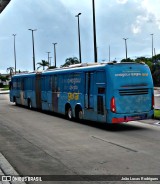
[140,0,160,29]
[116,0,128,4]
[0,70,7,74]
[130,1,159,35]
[1,0,160,73]
[131,24,141,34]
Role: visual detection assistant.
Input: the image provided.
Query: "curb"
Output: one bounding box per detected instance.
[0,153,26,184]
[0,91,9,94]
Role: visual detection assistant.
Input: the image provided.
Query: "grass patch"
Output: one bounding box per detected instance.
[154,109,160,119]
[1,85,9,90]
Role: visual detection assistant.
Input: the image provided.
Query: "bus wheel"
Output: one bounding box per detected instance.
[28,100,32,109]
[78,109,83,120]
[76,108,83,120]
[67,107,72,120]
[14,97,17,106]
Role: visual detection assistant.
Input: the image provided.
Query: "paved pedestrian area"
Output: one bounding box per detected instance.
[0,153,26,184]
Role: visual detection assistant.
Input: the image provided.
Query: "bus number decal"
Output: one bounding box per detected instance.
[68,93,79,101]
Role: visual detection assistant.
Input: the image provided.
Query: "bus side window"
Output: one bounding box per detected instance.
[98,87,105,94]
[21,78,24,90]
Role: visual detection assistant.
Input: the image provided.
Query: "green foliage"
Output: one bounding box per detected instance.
[1,85,9,90]
[6,67,14,77]
[37,60,49,70]
[151,63,160,86]
[0,75,8,81]
[48,66,57,69]
[154,110,160,119]
[153,54,160,62]
[61,57,80,67]
[121,58,134,62]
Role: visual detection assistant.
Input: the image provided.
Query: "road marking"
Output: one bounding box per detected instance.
[92,136,138,152]
[9,107,17,111]
[154,94,160,97]
[154,122,160,126]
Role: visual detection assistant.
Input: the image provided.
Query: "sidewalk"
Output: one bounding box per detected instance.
[0,153,26,184]
[0,89,9,94]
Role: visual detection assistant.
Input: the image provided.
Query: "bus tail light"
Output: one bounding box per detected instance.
[152,94,154,109]
[110,97,116,113]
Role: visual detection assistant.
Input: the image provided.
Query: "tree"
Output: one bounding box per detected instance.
[121,58,134,62]
[61,57,80,67]
[37,60,49,70]
[48,66,57,70]
[135,57,153,70]
[7,67,14,77]
[152,66,160,86]
[153,54,160,63]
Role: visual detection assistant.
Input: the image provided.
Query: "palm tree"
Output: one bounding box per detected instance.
[7,67,14,77]
[61,57,80,67]
[37,60,49,70]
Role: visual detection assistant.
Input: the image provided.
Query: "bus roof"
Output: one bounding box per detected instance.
[12,62,147,78]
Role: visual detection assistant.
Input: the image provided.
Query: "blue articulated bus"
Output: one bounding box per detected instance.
[10,62,154,124]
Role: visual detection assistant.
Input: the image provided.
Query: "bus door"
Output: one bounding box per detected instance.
[85,72,94,109]
[20,78,25,105]
[96,71,106,122]
[97,85,106,122]
[52,75,58,112]
[36,74,42,109]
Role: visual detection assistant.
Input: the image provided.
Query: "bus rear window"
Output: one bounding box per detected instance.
[98,87,105,94]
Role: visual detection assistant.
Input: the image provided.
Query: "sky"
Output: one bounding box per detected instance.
[0,0,160,74]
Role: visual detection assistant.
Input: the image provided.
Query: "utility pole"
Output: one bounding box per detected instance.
[109,45,110,62]
[92,0,97,63]
[52,43,57,68]
[46,52,51,66]
[75,13,82,63]
[150,34,154,62]
[13,34,17,74]
[123,38,128,60]
[28,29,37,71]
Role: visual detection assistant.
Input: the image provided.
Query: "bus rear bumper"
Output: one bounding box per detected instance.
[109,111,154,124]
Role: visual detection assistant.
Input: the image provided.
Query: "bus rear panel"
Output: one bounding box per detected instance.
[106,63,154,123]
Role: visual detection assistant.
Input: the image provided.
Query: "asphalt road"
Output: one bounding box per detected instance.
[0,94,160,184]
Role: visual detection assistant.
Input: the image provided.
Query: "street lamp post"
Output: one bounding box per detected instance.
[28,29,37,71]
[92,0,97,63]
[46,52,51,66]
[52,43,57,68]
[75,13,82,63]
[150,33,154,62]
[123,38,128,60]
[12,34,17,74]
[109,45,110,62]
[49,57,52,67]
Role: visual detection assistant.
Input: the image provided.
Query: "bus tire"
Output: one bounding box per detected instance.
[14,97,18,106]
[75,106,83,120]
[78,109,83,120]
[28,99,32,109]
[67,106,73,120]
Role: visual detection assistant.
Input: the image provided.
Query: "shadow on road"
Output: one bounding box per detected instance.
[10,103,148,133]
[76,119,148,132]
[48,111,148,132]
